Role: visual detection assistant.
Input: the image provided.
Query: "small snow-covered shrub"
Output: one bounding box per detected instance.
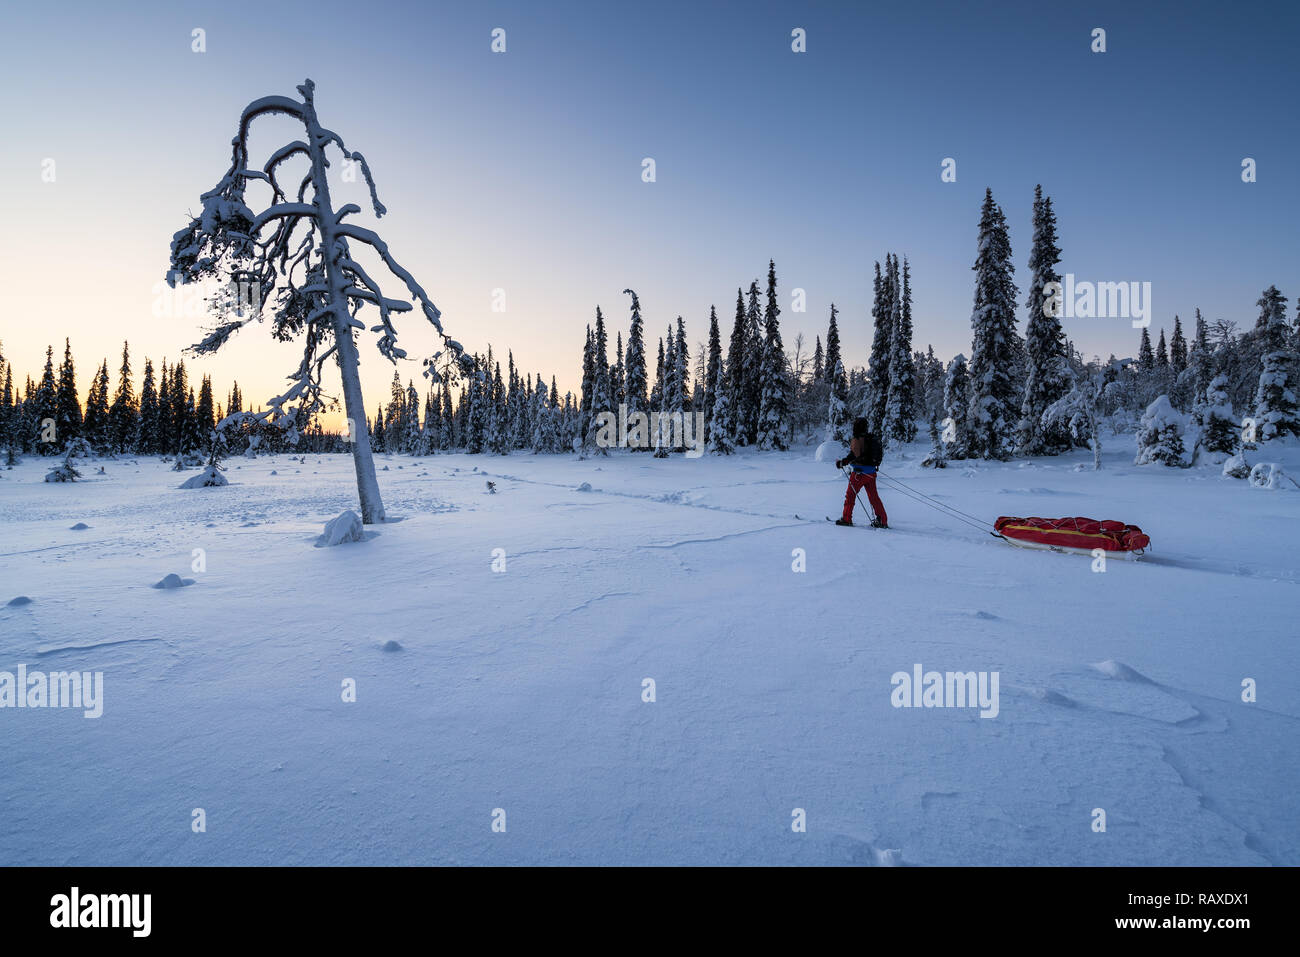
[1195,374,1238,461]
[1222,453,1250,479]
[1135,395,1192,467]
[921,419,947,468]
[179,466,229,489]
[172,451,205,470]
[44,461,82,483]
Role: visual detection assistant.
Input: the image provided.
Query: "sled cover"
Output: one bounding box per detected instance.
[994,516,1150,553]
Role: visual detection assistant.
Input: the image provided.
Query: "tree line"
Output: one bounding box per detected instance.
[0,339,344,463]
[6,188,1296,468]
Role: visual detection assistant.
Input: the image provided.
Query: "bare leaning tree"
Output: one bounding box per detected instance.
[167,78,469,523]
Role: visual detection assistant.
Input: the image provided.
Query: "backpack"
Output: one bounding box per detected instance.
[863,433,883,467]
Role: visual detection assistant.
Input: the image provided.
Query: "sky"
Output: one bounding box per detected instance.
[0,0,1296,423]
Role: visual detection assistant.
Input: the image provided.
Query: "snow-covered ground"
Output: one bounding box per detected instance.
[1,438,1297,865]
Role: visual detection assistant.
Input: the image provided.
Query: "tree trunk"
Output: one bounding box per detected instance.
[303,88,386,524]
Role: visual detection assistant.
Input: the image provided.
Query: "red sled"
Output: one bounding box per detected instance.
[994,516,1150,559]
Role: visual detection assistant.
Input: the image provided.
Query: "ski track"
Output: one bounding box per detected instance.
[1,447,1297,865]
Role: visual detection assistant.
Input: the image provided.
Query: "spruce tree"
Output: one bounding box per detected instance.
[1156,329,1169,367]
[825,304,850,443]
[812,335,824,383]
[662,324,679,450]
[179,388,201,455]
[1170,315,1188,374]
[742,280,764,445]
[755,261,789,449]
[157,361,173,454]
[966,189,1020,459]
[867,258,893,435]
[651,337,665,410]
[579,325,594,440]
[1196,373,1238,456]
[675,316,690,412]
[197,375,215,442]
[1190,309,1213,401]
[171,361,190,454]
[0,359,12,463]
[1016,186,1071,455]
[137,359,159,454]
[622,289,647,418]
[55,338,82,444]
[708,366,734,455]
[593,307,611,417]
[467,358,487,453]
[943,354,970,459]
[882,257,917,444]
[82,361,111,452]
[1253,286,1299,441]
[703,306,723,445]
[33,347,57,454]
[109,342,139,454]
[612,331,625,410]
[1138,328,1154,371]
[439,384,455,450]
[716,288,744,447]
[826,359,849,447]
[489,362,508,454]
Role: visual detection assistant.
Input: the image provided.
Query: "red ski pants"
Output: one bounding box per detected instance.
[842,471,886,525]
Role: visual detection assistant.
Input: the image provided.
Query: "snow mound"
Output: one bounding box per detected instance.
[1091,659,1153,684]
[7,596,33,607]
[814,440,839,463]
[179,466,229,489]
[153,573,195,589]
[1249,462,1291,490]
[380,640,403,652]
[1030,687,1079,709]
[874,848,904,867]
[317,510,365,547]
[576,482,593,492]
[1222,453,1250,479]
[69,522,90,530]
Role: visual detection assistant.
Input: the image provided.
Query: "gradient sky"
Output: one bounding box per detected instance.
[1,0,1296,423]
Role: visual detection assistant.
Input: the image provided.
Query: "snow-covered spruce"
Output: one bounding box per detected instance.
[942,354,969,459]
[965,189,1020,460]
[1253,351,1300,443]
[1016,185,1071,456]
[882,256,918,445]
[179,465,228,488]
[1135,395,1193,467]
[1222,452,1251,479]
[823,304,850,445]
[1194,374,1238,461]
[866,260,892,437]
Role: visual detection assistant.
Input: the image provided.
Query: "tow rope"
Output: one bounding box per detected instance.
[875,470,1004,539]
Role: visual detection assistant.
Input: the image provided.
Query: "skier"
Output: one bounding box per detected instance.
[835,417,888,528]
